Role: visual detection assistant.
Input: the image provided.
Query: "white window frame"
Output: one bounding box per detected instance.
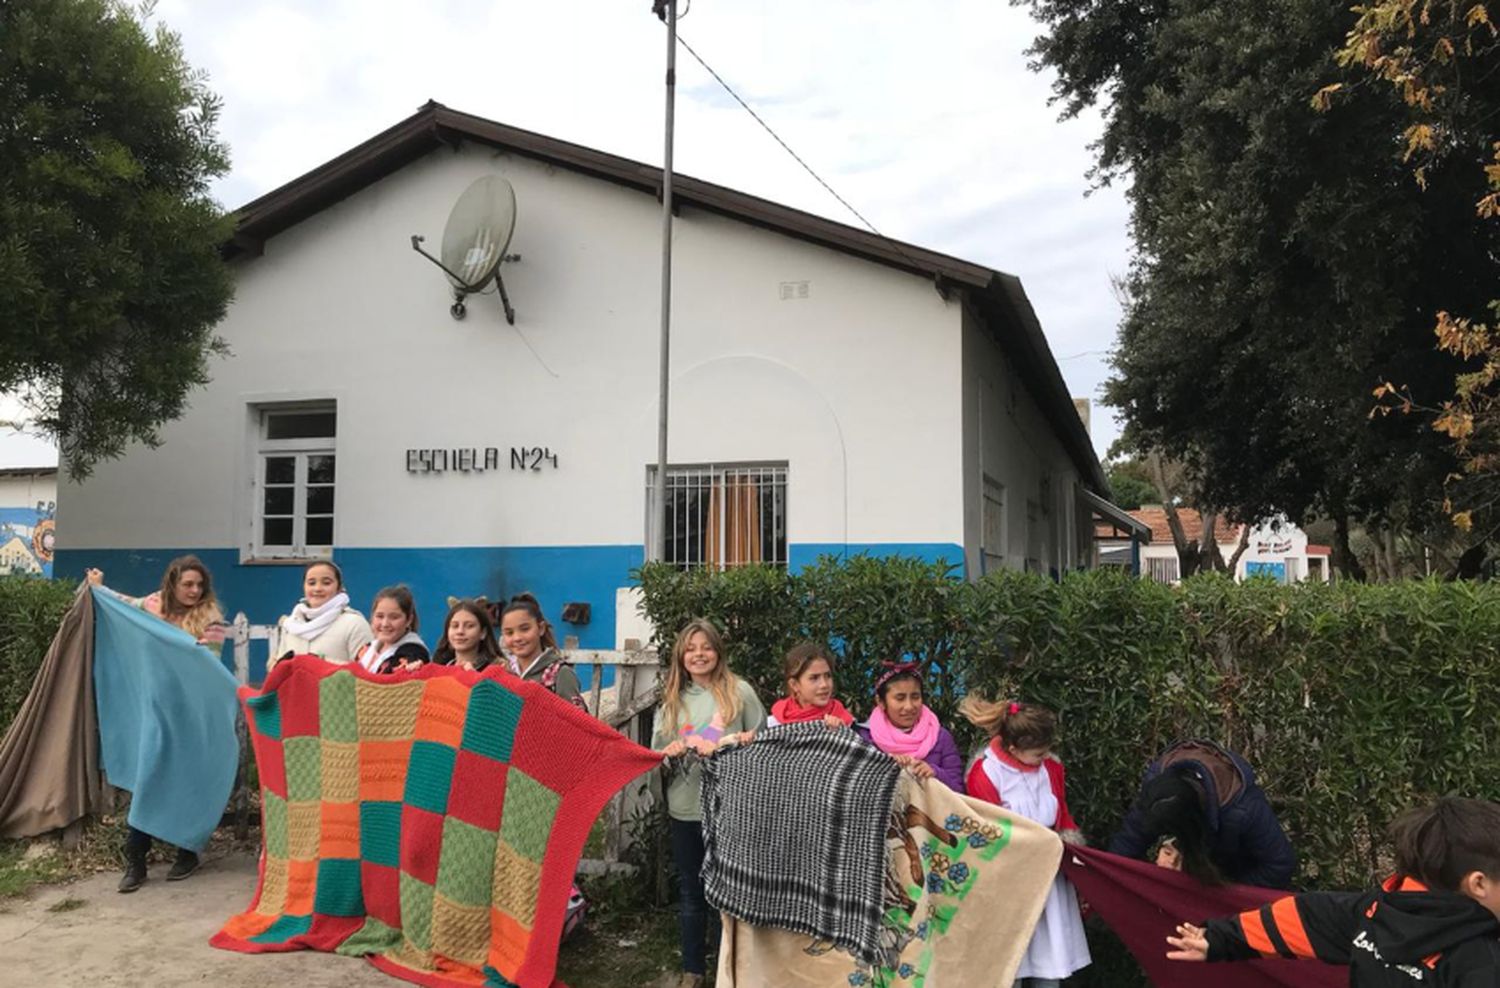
[247,403,337,562]
[1147,555,1180,584]
[981,474,1007,575]
[645,462,788,570]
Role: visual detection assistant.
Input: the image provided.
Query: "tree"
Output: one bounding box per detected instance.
[1104,458,1156,509]
[1018,0,1496,578]
[0,0,234,478]
[1344,2,1500,558]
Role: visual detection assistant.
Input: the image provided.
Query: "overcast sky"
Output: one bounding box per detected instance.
[6,0,1132,466]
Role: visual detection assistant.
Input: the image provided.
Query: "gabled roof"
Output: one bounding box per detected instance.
[1126,506,1241,545]
[226,101,1107,492]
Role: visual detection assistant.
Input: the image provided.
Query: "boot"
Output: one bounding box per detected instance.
[118,857,147,893]
[166,849,200,881]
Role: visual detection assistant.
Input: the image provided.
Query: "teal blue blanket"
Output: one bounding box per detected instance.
[91,588,239,852]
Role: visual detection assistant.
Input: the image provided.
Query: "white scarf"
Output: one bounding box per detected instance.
[283,591,351,640]
[357,631,425,672]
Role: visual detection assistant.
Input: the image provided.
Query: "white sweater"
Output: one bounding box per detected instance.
[269,608,372,669]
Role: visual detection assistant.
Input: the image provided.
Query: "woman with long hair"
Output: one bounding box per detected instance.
[85,556,228,892]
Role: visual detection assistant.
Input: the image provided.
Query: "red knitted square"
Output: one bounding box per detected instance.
[279,680,321,738]
[361,860,402,928]
[507,709,586,793]
[400,804,445,886]
[446,749,507,832]
[255,735,287,800]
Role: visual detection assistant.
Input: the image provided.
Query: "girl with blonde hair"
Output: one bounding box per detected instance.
[651,619,766,988]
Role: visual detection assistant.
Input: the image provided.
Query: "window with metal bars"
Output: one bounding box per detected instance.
[645,463,788,570]
[254,405,336,558]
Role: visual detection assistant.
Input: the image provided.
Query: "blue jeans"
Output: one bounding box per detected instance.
[669,817,718,975]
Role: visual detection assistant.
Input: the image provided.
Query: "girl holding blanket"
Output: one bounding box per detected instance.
[764,641,854,728]
[961,697,1091,988]
[652,619,766,988]
[86,556,227,892]
[856,661,964,791]
[269,560,370,669]
[353,585,428,674]
[499,593,584,709]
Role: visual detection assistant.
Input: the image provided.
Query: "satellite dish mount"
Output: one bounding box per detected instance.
[411,175,520,323]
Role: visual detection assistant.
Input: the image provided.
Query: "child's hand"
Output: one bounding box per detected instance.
[661,740,688,758]
[86,568,104,586]
[822,714,844,729]
[460,660,476,672]
[893,755,934,780]
[1166,923,1209,962]
[737,730,757,744]
[685,735,717,756]
[1059,828,1087,847]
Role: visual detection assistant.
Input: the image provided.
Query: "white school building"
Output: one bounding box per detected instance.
[54,102,1130,680]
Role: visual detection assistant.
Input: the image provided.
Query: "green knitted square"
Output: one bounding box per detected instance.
[263,789,289,859]
[435,816,499,908]
[283,736,322,803]
[499,770,559,864]
[403,741,457,815]
[250,912,311,944]
[359,800,402,868]
[313,857,364,917]
[319,670,359,743]
[460,681,522,762]
[249,693,282,741]
[336,917,403,957]
[399,872,435,952]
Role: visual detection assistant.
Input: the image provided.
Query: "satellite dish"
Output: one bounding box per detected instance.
[410,175,520,323]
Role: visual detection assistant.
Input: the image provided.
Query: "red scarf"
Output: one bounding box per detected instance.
[771,695,855,725]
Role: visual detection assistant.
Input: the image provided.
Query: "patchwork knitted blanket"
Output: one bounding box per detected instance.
[701,723,904,968]
[716,778,1064,987]
[212,656,660,988]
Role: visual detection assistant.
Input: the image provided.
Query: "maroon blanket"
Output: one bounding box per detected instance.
[1062,846,1344,988]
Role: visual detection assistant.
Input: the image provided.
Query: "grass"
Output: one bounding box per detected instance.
[0,815,129,899]
[555,871,710,988]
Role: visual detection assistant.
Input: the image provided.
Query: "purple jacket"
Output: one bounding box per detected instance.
[855,722,966,794]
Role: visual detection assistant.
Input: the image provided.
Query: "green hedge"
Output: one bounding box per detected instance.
[0,577,77,736]
[638,558,1500,984]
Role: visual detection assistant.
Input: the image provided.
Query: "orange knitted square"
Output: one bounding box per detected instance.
[319,800,361,858]
[284,857,318,914]
[413,676,469,748]
[359,739,413,802]
[486,908,531,979]
[219,910,279,939]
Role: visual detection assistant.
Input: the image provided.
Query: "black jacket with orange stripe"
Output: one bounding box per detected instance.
[1203,876,1500,986]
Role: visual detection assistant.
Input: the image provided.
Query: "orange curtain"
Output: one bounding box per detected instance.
[701,474,764,567]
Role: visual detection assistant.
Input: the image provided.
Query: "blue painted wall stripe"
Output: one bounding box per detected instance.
[55,541,966,684]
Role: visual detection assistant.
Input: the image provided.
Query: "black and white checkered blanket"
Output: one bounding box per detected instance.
[700,722,903,967]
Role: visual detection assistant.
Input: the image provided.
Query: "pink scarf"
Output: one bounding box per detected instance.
[867,705,941,759]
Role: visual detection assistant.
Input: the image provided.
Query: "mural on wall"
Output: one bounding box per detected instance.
[0,500,56,577]
[1245,560,1287,583]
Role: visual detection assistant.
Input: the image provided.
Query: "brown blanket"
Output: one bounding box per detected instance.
[0,584,106,838]
[716,778,1063,987]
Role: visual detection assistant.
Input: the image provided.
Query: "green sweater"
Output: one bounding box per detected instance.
[652,679,766,822]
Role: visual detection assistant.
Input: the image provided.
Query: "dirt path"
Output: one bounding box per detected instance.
[0,851,378,986]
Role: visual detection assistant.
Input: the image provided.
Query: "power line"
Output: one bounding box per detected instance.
[674,32,889,243]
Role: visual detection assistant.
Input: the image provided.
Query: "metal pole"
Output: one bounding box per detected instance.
[650,0,677,562]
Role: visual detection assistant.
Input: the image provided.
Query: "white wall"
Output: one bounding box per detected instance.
[960,306,1084,577]
[58,144,966,554]
[0,472,56,512]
